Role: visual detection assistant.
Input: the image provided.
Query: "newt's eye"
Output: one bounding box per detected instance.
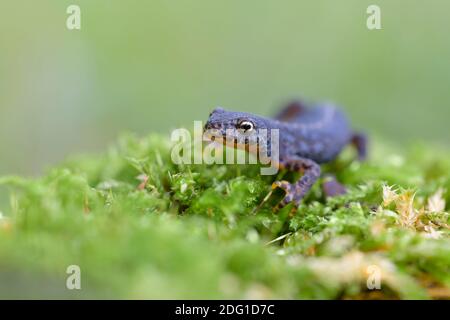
[238,120,254,132]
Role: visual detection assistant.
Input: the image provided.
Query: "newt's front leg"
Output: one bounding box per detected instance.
[272,157,321,208]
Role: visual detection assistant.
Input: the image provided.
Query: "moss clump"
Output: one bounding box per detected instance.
[0,133,449,299]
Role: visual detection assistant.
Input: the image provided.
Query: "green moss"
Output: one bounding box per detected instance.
[0,133,449,299]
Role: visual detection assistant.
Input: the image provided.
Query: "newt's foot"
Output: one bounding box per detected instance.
[271,157,320,212]
[322,175,347,198]
[272,180,301,210]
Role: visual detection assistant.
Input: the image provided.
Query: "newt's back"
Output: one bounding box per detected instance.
[278,103,353,164]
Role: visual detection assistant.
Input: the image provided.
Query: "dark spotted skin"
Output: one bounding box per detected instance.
[204,100,367,208]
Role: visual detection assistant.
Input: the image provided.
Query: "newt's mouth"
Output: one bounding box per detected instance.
[203,130,258,155]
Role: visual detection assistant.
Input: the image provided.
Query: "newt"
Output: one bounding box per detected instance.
[203,100,367,208]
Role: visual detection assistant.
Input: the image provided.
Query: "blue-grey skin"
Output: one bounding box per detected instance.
[204,101,367,208]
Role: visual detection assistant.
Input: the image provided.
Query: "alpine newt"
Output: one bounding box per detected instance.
[203,100,367,208]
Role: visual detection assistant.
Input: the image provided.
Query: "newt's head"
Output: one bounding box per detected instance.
[203,107,274,150]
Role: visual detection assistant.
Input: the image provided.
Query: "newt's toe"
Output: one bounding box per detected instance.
[272,180,291,192]
[272,183,301,211]
[273,194,300,214]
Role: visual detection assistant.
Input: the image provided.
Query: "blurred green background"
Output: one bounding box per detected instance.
[1,0,449,176]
